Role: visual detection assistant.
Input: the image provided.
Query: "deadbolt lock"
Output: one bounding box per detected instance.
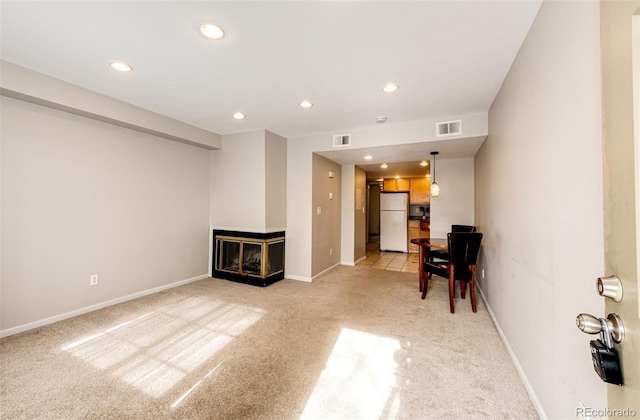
[597,275,623,302]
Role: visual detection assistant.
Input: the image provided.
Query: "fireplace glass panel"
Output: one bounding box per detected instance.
[242,242,263,276]
[218,239,240,272]
[268,241,284,276]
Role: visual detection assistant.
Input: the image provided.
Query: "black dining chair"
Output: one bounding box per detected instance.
[429,225,476,261]
[422,232,483,313]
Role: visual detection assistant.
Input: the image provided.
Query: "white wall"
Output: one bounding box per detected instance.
[210,131,267,231]
[1,96,211,334]
[265,131,287,231]
[475,1,606,417]
[429,157,474,238]
[210,129,286,234]
[339,164,370,265]
[286,135,315,279]
[1,60,221,150]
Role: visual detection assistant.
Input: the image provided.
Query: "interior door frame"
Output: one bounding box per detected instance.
[633,10,640,320]
[601,0,640,413]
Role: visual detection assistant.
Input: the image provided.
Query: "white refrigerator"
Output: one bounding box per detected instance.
[380,192,408,252]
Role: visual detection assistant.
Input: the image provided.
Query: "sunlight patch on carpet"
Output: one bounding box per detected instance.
[171,362,222,408]
[61,296,264,398]
[300,327,401,419]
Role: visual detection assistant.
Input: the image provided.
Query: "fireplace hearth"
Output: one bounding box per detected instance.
[212,230,285,287]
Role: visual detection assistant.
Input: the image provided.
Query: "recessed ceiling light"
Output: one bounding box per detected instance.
[395,175,400,179]
[109,61,132,72]
[380,163,388,169]
[300,100,313,108]
[376,116,387,123]
[420,161,428,167]
[364,155,373,160]
[232,112,246,120]
[200,23,225,40]
[382,83,398,93]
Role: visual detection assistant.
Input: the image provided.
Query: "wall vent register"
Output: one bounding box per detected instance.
[333,133,351,147]
[436,120,462,137]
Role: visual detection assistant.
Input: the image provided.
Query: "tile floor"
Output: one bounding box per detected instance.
[359,241,419,273]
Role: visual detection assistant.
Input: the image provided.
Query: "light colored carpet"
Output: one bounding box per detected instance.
[0,265,539,419]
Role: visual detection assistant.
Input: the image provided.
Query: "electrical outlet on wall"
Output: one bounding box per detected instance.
[90,274,99,286]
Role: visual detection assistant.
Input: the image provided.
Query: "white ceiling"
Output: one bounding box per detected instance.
[0,1,542,177]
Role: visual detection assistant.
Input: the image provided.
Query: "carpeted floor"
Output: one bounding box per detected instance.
[0,265,539,419]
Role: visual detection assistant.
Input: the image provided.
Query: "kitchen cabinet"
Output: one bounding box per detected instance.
[397,178,410,191]
[410,178,430,204]
[383,178,410,192]
[409,220,431,252]
[408,220,429,253]
[408,220,420,253]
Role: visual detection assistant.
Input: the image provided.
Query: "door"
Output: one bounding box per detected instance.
[368,184,382,236]
[601,0,640,412]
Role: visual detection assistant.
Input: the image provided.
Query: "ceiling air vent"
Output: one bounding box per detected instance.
[436,120,462,137]
[333,133,351,147]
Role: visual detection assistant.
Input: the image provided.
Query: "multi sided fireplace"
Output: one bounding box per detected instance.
[212,230,285,287]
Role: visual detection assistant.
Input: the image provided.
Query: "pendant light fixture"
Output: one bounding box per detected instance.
[430,151,440,197]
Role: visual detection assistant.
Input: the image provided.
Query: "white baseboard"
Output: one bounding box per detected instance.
[0,274,209,338]
[340,256,366,267]
[286,262,342,283]
[286,274,312,282]
[312,263,341,281]
[477,286,547,420]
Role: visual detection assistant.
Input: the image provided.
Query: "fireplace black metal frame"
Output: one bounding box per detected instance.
[212,229,285,287]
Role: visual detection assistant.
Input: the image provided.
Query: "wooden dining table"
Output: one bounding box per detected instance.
[410,237,447,295]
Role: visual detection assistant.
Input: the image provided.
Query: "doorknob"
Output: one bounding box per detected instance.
[576,277,626,385]
[576,313,625,385]
[576,313,625,344]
